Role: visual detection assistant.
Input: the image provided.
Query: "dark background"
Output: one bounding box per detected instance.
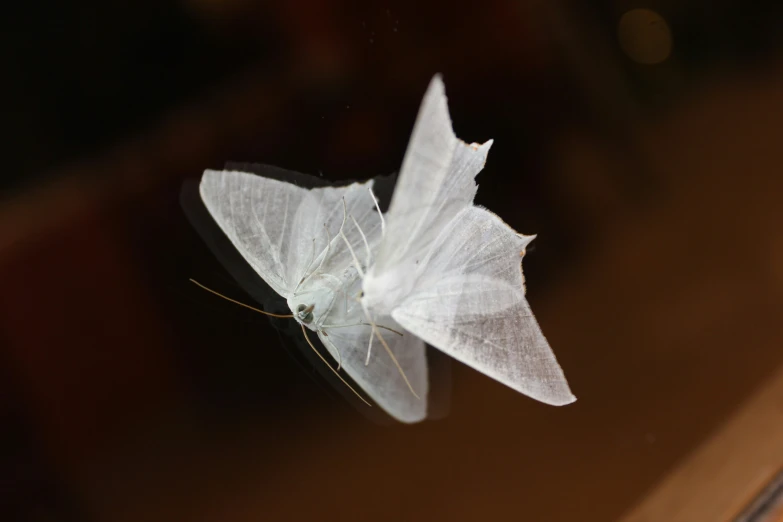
[3,1,783,521]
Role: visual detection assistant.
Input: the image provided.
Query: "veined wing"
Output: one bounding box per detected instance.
[200,169,379,298]
[318,274,429,424]
[391,206,575,406]
[317,323,427,423]
[372,75,493,279]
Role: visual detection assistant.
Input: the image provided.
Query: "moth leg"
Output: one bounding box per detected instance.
[349,213,372,270]
[361,303,420,399]
[340,199,365,277]
[365,313,375,366]
[334,336,344,370]
[300,325,368,405]
[368,186,386,235]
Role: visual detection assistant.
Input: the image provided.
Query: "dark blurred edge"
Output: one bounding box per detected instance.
[733,467,783,522]
[0,353,93,522]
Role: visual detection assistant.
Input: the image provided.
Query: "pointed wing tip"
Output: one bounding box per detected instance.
[530,383,576,407]
[556,394,577,406]
[425,74,449,108]
[536,393,577,407]
[519,233,537,249]
[462,138,494,153]
[430,73,445,90]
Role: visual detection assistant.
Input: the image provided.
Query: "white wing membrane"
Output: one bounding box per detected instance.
[201,168,429,422]
[200,170,378,298]
[199,74,573,421]
[372,75,493,277]
[318,322,428,423]
[317,268,428,423]
[201,170,304,296]
[391,206,575,406]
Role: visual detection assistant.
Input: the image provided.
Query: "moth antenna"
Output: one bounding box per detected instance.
[300,324,371,407]
[189,279,294,318]
[340,199,365,278]
[368,186,385,236]
[361,304,420,399]
[349,213,372,269]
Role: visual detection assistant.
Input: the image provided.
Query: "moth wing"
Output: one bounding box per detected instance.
[391,206,575,406]
[200,169,378,298]
[304,181,384,281]
[317,321,428,423]
[372,75,493,278]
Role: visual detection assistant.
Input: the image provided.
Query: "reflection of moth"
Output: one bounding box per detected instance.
[200,75,574,423]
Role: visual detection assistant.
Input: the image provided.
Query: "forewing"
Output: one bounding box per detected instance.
[391,206,575,406]
[200,170,378,298]
[201,170,309,296]
[372,75,493,277]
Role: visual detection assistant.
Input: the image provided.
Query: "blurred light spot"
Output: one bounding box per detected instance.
[618,8,672,65]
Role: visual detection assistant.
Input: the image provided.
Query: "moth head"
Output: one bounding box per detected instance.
[295,303,315,324]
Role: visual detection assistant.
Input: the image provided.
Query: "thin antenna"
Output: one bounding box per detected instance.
[368,186,386,235]
[300,324,371,407]
[189,279,294,318]
[191,278,370,407]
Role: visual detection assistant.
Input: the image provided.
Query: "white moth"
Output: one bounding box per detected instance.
[199,75,574,424]
[360,76,575,409]
[200,169,428,422]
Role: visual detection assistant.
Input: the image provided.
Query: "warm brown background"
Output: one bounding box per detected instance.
[3,1,783,521]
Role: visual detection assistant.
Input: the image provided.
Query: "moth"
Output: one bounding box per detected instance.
[198,75,574,423]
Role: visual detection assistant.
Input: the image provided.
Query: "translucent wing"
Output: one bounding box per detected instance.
[317,323,428,424]
[312,252,428,423]
[200,169,378,299]
[371,75,493,280]
[201,169,430,419]
[390,206,575,406]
